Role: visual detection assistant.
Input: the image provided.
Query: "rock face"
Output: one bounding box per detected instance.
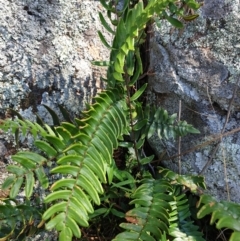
[1,0,240,204]
[0,0,110,121]
[148,0,240,202]
[0,1,110,240]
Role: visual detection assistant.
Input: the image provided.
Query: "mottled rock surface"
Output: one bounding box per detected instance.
[148,0,240,202]
[0,1,110,240]
[0,0,110,121]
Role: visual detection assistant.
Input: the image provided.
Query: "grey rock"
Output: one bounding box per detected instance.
[148,0,240,202]
[0,141,7,157]
[0,1,111,240]
[0,0,110,120]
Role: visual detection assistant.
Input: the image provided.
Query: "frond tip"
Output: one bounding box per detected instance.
[146,107,200,140]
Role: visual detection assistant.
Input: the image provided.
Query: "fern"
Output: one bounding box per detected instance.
[137,105,199,141]
[2,151,49,199]
[2,89,129,240]
[113,177,173,241]
[114,170,206,241]
[0,117,49,141]
[0,0,206,240]
[102,0,201,86]
[0,199,43,240]
[197,195,240,241]
[168,186,205,241]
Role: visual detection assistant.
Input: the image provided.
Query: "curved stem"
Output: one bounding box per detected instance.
[124,74,141,170]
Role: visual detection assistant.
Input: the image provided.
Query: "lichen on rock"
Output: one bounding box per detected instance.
[0,0,110,120]
[148,0,240,202]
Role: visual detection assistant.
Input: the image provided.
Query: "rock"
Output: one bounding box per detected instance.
[0,141,7,157]
[0,1,111,240]
[148,0,240,202]
[0,0,110,122]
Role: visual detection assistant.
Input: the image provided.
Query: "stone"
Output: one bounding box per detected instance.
[0,1,111,239]
[148,0,240,202]
[0,141,7,162]
[0,0,110,123]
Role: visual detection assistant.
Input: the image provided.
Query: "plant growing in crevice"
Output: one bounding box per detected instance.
[1,0,239,241]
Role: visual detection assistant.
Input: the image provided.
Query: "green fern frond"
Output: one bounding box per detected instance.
[197,194,240,241]
[2,151,49,198]
[2,89,129,240]
[146,107,200,140]
[127,105,200,154]
[158,167,206,193]
[1,89,129,239]
[0,199,43,240]
[0,118,49,141]
[105,0,183,86]
[168,186,205,241]
[113,178,173,240]
[3,154,44,191]
[115,174,205,241]
[0,105,75,146]
[41,89,129,240]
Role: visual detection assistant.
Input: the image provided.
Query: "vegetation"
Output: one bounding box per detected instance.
[0,0,240,240]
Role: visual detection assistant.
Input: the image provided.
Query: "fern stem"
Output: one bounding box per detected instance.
[124,74,141,170]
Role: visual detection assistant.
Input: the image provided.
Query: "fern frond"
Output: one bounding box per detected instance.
[144,106,200,140]
[0,199,43,240]
[197,194,240,241]
[113,178,173,240]
[0,105,75,146]
[115,173,205,241]
[2,89,129,240]
[0,118,49,141]
[2,151,49,198]
[168,186,205,241]
[106,0,181,86]
[41,89,129,240]
[158,167,206,194]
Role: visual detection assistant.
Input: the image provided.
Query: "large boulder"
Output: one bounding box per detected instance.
[148,0,240,202]
[0,1,110,240]
[0,0,110,121]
